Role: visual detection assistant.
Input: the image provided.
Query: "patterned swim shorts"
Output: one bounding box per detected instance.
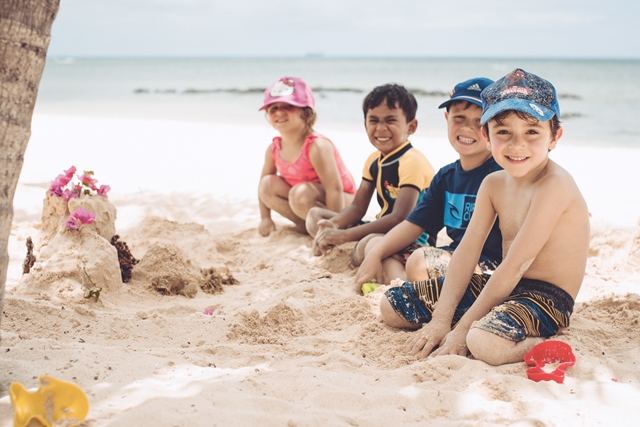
[471,278,574,342]
[384,275,574,342]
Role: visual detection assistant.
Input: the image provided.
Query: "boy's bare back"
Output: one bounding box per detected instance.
[486,158,589,298]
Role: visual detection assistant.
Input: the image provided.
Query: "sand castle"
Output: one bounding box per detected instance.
[17,167,239,304]
[18,168,122,302]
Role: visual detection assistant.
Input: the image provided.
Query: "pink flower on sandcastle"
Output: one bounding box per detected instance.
[65,207,96,230]
[79,172,97,190]
[49,166,111,202]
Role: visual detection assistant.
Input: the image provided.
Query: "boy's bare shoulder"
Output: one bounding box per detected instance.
[480,168,509,188]
[536,160,584,198]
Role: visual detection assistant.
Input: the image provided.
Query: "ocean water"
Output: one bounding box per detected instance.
[35,57,640,147]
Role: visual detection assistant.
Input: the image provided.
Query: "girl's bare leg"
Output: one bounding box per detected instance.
[288,182,325,220]
[259,175,306,231]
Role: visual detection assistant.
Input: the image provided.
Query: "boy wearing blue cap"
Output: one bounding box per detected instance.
[355,77,502,292]
[382,69,590,366]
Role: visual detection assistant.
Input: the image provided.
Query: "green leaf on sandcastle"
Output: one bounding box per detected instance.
[84,286,102,302]
[82,267,103,302]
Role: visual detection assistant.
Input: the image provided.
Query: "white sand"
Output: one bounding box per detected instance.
[1,114,640,426]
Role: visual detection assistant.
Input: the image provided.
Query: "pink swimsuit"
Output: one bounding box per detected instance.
[271,134,356,194]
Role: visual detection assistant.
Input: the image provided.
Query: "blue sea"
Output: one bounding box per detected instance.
[35,57,640,147]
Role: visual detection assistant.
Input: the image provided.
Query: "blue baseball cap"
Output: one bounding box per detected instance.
[480,68,560,124]
[438,77,494,109]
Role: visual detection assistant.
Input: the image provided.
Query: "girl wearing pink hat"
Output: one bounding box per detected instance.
[258,76,356,236]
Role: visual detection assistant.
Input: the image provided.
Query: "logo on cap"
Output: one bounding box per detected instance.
[530,103,544,117]
[269,78,295,97]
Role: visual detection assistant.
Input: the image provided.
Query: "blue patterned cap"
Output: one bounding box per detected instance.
[480,69,560,124]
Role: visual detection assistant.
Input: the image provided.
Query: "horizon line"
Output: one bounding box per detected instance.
[45,54,640,61]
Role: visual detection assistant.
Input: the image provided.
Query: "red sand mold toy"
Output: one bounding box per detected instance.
[523,340,576,384]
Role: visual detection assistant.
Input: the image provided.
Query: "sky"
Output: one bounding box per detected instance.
[47,0,640,59]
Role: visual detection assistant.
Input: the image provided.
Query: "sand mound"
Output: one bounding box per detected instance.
[132,242,202,298]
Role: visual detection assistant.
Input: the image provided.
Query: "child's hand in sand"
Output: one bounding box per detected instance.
[429,327,469,358]
[354,257,383,293]
[259,218,276,237]
[405,320,451,359]
[314,219,343,253]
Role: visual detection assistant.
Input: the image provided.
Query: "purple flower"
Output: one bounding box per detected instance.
[65,207,96,229]
[61,189,79,202]
[97,185,111,197]
[49,166,77,196]
[49,167,110,199]
[64,166,76,178]
[64,216,81,229]
[58,174,72,186]
[73,207,96,225]
[49,180,64,197]
[79,172,98,191]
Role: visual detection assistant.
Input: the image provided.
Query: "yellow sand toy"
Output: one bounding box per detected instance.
[9,375,89,427]
[361,282,381,295]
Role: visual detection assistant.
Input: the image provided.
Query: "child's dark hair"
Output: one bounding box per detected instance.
[362,84,418,122]
[483,110,562,138]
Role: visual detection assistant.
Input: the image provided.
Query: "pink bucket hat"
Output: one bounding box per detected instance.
[259,76,315,111]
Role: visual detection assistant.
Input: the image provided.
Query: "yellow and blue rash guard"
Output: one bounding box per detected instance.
[362,140,435,219]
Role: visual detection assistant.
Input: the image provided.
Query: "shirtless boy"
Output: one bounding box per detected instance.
[380,69,590,365]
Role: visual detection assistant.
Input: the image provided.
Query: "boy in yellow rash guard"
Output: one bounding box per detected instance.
[306,84,435,260]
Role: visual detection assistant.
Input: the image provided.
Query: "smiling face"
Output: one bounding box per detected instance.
[486,111,562,179]
[445,101,491,167]
[364,101,417,155]
[265,102,306,135]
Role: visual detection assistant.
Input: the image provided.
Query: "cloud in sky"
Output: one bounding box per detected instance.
[47,0,640,58]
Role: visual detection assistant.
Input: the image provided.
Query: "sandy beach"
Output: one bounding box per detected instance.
[1,113,640,426]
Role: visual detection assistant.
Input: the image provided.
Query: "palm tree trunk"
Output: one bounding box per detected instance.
[0,0,60,338]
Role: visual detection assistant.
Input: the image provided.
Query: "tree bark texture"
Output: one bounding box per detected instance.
[0,0,60,337]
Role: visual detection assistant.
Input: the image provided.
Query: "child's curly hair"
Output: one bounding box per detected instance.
[362,84,418,122]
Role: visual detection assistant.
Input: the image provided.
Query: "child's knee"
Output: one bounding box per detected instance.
[379,297,399,326]
[467,327,518,366]
[405,249,426,281]
[362,235,383,255]
[288,182,317,213]
[259,174,280,196]
[305,207,323,236]
[380,296,415,329]
[467,328,498,364]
